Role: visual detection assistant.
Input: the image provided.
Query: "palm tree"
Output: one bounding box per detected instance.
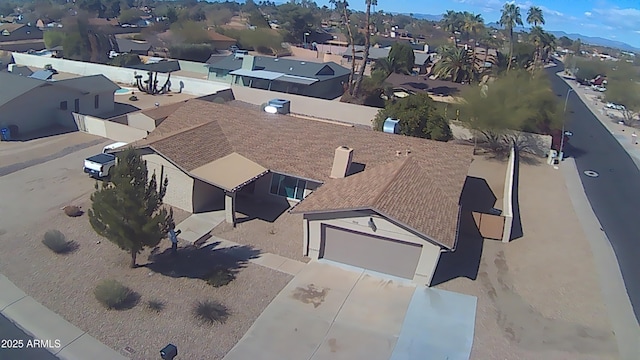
[434,46,477,84]
[330,0,356,94]
[461,12,484,42]
[478,32,502,74]
[500,3,523,71]
[526,6,545,27]
[352,0,377,98]
[442,10,463,43]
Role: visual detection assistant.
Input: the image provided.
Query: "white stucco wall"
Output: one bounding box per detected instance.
[304,210,443,285]
[12,53,231,96]
[142,153,194,212]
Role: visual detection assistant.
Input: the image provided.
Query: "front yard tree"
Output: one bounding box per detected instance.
[460,69,561,152]
[373,93,452,141]
[606,79,640,126]
[89,148,174,268]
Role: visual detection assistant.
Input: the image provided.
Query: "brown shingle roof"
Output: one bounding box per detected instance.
[291,156,461,248]
[141,100,189,126]
[139,99,473,247]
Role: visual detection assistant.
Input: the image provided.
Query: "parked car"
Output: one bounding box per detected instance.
[83,142,127,178]
[591,85,606,92]
[606,102,625,110]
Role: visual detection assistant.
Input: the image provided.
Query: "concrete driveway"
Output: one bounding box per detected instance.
[224,261,477,360]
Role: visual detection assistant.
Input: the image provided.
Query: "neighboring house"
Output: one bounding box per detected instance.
[207,31,236,50]
[0,71,119,136]
[133,99,473,285]
[385,72,466,97]
[206,55,350,100]
[115,38,152,55]
[87,18,119,27]
[0,24,44,52]
[343,45,435,74]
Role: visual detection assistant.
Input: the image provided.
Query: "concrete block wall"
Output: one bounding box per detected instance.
[12,53,230,96]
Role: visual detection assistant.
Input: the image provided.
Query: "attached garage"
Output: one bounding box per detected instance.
[321,225,422,279]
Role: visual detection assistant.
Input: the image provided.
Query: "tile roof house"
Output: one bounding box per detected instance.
[0,71,119,138]
[114,38,152,55]
[134,99,474,285]
[342,45,436,74]
[0,24,44,52]
[206,54,350,100]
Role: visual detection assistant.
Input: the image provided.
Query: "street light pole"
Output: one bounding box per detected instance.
[560,88,575,162]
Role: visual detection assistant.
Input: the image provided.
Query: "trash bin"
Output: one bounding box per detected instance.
[160,344,177,360]
[0,128,10,141]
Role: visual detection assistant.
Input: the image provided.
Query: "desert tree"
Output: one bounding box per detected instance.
[89,148,174,268]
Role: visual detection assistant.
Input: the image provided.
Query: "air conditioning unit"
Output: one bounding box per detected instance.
[267,99,291,114]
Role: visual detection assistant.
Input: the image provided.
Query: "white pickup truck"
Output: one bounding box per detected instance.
[83,142,127,178]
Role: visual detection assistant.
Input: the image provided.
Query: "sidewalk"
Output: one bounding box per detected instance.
[0,275,128,360]
[175,213,307,276]
[557,71,640,169]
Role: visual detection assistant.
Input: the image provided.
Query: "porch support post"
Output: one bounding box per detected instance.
[225,191,236,227]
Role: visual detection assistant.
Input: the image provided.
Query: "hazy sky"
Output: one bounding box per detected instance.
[311,0,640,48]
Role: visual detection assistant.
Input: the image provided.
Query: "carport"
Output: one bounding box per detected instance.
[190,152,268,226]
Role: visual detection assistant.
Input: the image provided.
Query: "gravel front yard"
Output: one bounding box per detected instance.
[0,197,291,360]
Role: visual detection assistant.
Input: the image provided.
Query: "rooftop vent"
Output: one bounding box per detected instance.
[300,62,306,65]
[330,146,353,179]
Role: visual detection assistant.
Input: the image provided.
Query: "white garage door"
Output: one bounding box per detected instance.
[321,225,422,279]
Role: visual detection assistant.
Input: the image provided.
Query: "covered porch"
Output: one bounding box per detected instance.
[190,152,269,227]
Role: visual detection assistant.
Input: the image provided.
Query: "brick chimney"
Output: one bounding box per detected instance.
[330,146,353,179]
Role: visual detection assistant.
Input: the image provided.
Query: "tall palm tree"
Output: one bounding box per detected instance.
[526,6,545,27]
[434,46,477,84]
[500,3,523,71]
[352,0,377,98]
[442,10,463,43]
[478,31,502,74]
[529,25,544,67]
[461,12,484,42]
[330,0,356,94]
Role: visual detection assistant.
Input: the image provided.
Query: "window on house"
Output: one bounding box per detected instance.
[269,174,306,200]
[74,99,79,112]
[59,101,67,110]
[94,95,99,109]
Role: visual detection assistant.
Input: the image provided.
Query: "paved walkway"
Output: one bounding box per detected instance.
[561,158,640,359]
[175,212,307,276]
[557,71,640,169]
[0,275,128,360]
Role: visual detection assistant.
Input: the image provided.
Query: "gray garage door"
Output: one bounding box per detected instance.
[321,225,422,279]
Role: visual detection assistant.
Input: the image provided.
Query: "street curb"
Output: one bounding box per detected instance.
[560,159,640,359]
[0,274,128,360]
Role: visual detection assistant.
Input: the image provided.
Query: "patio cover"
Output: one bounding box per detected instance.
[190,152,268,192]
[277,74,318,85]
[230,69,283,80]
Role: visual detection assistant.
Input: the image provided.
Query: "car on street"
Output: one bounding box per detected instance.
[606,102,626,110]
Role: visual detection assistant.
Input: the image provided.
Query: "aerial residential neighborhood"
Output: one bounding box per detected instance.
[1,1,639,360]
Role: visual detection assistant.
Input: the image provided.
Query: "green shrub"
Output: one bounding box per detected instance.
[205,268,235,287]
[193,300,229,325]
[94,279,135,310]
[146,299,165,313]
[42,230,77,254]
[169,44,214,62]
[63,205,83,217]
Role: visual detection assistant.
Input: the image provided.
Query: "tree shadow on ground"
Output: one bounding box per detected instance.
[114,291,141,310]
[145,242,261,281]
[560,143,587,159]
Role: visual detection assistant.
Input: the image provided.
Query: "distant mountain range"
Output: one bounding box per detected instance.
[408,14,639,53]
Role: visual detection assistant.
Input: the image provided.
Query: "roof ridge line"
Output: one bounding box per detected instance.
[370,156,412,206]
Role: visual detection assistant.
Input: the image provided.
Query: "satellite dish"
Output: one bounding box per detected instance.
[264,106,278,114]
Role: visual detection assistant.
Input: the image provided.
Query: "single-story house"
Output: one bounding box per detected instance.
[385,72,467,97]
[115,38,152,55]
[342,45,436,74]
[206,54,351,100]
[133,99,473,285]
[207,30,237,50]
[0,23,44,52]
[0,71,119,137]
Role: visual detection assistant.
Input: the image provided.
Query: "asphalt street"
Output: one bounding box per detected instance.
[547,63,640,322]
[0,314,58,360]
